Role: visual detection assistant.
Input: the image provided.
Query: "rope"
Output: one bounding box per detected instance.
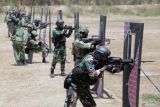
[140,68,160,93]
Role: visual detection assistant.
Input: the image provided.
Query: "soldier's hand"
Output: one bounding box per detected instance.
[99,66,106,72]
[61,29,67,35]
[38,41,43,46]
[91,41,99,46]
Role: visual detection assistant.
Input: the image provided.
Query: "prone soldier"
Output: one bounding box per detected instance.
[50,19,73,78]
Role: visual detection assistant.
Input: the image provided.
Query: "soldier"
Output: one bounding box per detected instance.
[72,26,99,65]
[25,30,48,64]
[10,8,19,36]
[4,10,15,37]
[17,11,28,28]
[64,46,111,107]
[50,19,73,78]
[11,24,32,65]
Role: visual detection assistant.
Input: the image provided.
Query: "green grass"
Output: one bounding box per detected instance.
[142,94,160,104]
[63,9,73,18]
[68,4,160,17]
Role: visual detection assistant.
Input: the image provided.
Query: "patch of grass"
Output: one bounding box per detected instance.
[63,9,73,18]
[142,94,160,104]
[68,4,160,16]
[142,6,160,16]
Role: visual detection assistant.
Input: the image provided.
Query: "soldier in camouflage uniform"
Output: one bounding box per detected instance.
[4,10,16,37]
[11,24,32,65]
[17,11,28,28]
[4,10,12,37]
[72,26,98,66]
[64,46,111,107]
[50,19,73,78]
[25,30,48,64]
[10,8,19,36]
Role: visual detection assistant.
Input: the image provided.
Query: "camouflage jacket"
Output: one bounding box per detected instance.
[73,39,93,59]
[11,27,30,45]
[52,28,72,48]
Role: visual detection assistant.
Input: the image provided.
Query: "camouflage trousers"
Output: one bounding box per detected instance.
[12,42,25,63]
[51,46,66,74]
[64,84,96,107]
[27,46,48,63]
[8,23,16,36]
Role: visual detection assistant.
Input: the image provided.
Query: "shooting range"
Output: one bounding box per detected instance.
[0,1,160,107]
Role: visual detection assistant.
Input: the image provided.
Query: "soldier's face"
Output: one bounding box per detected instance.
[28,27,32,32]
[60,23,64,28]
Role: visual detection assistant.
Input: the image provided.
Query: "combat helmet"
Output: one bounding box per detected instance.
[93,46,111,61]
[31,30,38,37]
[78,26,89,38]
[56,19,64,29]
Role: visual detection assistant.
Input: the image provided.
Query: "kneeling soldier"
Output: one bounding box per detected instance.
[64,46,111,107]
[25,30,48,63]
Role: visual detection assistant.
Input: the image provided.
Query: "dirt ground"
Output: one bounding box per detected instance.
[0,14,160,107]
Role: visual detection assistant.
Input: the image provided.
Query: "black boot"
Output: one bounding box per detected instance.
[50,68,55,78]
[17,60,22,65]
[21,60,27,65]
[61,70,66,76]
[42,57,46,63]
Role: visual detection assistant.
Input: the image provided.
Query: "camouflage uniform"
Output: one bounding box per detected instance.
[72,26,94,65]
[5,10,16,37]
[25,31,48,63]
[10,9,20,36]
[64,54,106,107]
[17,12,28,28]
[11,25,31,65]
[50,20,73,77]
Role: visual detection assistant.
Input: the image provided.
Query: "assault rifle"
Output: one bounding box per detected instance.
[64,25,76,30]
[39,22,53,29]
[81,35,113,45]
[106,57,133,73]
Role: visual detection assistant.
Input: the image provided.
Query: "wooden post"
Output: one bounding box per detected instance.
[43,7,48,43]
[96,15,112,98]
[123,22,132,107]
[123,22,144,107]
[39,7,43,40]
[49,9,52,53]
[32,6,35,23]
[74,12,79,40]
[57,10,63,20]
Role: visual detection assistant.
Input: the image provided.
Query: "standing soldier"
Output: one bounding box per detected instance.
[64,46,111,107]
[11,24,32,65]
[10,9,19,36]
[72,26,99,65]
[17,11,28,28]
[4,10,15,37]
[50,19,73,78]
[4,10,11,37]
[25,30,48,64]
